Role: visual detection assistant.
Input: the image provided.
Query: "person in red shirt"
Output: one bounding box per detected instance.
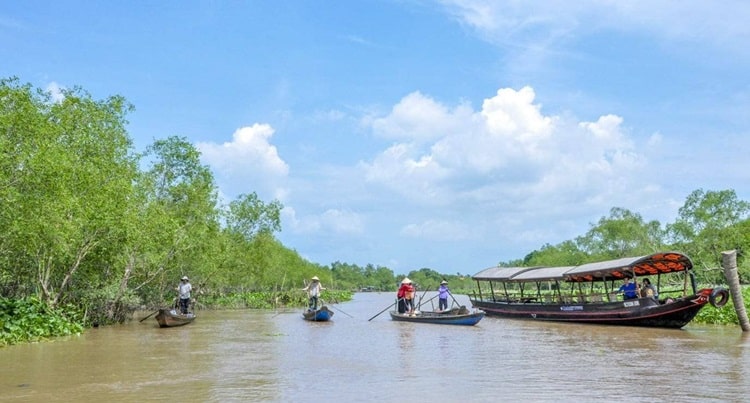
[396,278,415,314]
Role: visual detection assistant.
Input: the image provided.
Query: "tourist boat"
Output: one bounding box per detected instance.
[154,309,196,328]
[470,251,730,329]
[302,306,334,321]
[389,306,485,326]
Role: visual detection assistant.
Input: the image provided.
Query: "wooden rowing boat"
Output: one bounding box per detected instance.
[389,306,485,326]
[154,309,196,328]
[302,306,334,322]
[470,251,730,328]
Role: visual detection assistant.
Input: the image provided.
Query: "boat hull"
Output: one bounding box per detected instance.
[471,290,713,329]
[389,309,485,326]
[155,309,196,328]
[303,306,334,321]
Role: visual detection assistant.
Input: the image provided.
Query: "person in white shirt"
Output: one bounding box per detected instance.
[178,276,192,314]
[302,276,325,310]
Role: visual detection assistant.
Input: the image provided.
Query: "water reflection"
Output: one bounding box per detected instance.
[0,292,748,402]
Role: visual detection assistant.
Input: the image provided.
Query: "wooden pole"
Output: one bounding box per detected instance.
[139,310,159,322]
[721,250,750,332]
[368,301,396,321]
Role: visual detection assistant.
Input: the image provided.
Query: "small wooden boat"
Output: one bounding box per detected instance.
[389,306,485,326]
[302,306,334,322]
[155,309,196,328]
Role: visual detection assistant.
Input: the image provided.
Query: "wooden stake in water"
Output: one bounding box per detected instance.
[721,250,750,332]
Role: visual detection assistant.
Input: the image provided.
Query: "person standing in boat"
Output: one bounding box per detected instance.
[303,276,325,311]
[438,280,450,311]
[640,278,658,300]
[617,277,638,300]
[396,278,415,314]
[177,276,192,314]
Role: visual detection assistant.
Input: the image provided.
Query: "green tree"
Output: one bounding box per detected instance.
[667,189,750,282]
[226,192,282,239]
[0,78,137,308]
[519,240,588,267]
[577,207,664,259]
[132,136,221,302]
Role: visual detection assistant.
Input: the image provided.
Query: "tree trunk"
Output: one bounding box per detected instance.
[721,250,750,332]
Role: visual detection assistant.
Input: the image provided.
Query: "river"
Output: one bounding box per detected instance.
[1,292,748,402]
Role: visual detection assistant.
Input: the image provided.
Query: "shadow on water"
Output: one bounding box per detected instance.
[1,292,749,402]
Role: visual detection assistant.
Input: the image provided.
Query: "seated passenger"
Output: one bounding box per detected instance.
[640,278,658,300]
[617,277,638,300]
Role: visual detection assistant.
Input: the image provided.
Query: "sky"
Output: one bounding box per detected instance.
[3,1,750,275]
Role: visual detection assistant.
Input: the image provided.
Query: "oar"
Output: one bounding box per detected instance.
[368,301,396,321]
[139,310,159,322]
[448,292,462,308]
[322,299,353,318]
[416,285,436,309]
[417,286,430,306]
[417,294,438,310]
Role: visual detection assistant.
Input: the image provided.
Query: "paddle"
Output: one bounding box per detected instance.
[417,286,430,307]
[322,299,353,318]
[139,310,159,322]
[448,292,461,308]
[368,301,396,321]
[417,294,438,310]
[409,285,436,313]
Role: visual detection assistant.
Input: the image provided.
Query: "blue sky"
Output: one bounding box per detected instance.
[3,1,750,275]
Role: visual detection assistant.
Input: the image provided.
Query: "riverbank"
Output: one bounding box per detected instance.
[1,290,353,346]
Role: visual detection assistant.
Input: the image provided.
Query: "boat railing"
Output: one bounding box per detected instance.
[477,290,644,305]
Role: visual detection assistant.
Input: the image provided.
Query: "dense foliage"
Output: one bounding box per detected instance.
[694,286,750,324]
[0,297,83,345]
[508,197,750,285]
[2,78,750,346]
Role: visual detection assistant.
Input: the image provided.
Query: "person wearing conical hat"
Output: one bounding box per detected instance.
[396,277,415,314]
[302,276,325,311]
[438,280,450,311]
[177,276,192,315]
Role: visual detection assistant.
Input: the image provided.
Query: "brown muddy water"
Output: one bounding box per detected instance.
[1,292,749,402]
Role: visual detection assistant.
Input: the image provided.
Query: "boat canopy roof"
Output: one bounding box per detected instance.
[510,266,576,282]
[564,252,692,282]
[472,266,541,281]
[472,252,693,283]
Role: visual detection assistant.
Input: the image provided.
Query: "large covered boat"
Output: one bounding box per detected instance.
[470,252,729,328]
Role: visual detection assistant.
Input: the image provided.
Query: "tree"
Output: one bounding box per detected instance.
[667,189,750,281]
[131,136,221,301]
[0,78,137,307]
[578,207,665,259]
[225,192,282,240]
[520,240,588,267]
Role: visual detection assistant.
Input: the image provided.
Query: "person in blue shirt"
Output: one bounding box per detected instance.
[438,280,450,311]
[617,277,638,300]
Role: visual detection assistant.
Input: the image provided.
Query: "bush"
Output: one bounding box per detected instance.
[0,297,84,346]
[693,286,750,325]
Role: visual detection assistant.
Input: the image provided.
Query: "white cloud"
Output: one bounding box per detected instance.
[440,0,750,55]
[197,123,289,200]
[360,86,646,239]
[401,219,471,241]
[370,91,474,143]
[283,206,364,235]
